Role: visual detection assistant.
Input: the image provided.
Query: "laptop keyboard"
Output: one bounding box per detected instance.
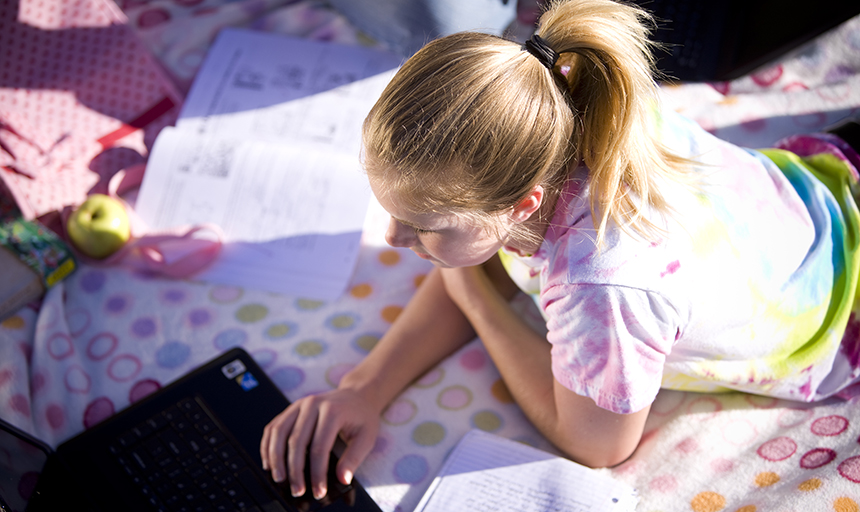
[109,396,276,512]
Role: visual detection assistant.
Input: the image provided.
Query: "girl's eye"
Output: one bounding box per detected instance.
[414,227,432,235]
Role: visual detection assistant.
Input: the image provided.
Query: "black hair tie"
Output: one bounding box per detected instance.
[523,34,559,70]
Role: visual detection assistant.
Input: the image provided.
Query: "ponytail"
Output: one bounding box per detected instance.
[538,0,689,243]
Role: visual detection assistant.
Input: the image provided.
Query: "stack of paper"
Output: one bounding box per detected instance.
[136,29,402,299]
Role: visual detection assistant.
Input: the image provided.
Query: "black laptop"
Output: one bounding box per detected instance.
[634,0,860,82]
[0,348,382,512]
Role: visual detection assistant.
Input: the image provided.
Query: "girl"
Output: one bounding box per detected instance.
[261,0,860,501]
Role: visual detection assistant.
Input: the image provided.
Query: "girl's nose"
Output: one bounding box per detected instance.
[385,218,416,248]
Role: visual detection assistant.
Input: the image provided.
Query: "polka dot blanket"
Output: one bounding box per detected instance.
[2,1,860,511]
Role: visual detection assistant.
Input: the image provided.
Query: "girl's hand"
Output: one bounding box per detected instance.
[260,388,380,500]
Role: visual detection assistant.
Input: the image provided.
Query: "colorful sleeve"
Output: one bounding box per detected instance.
[541,283,680,414]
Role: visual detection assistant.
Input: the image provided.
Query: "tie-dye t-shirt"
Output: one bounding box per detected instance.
[500,110,860,414]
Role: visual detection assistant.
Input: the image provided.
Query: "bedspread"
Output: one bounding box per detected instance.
[2,1,860,511]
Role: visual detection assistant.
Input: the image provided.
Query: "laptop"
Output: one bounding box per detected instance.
[0,347,382,512]
[634,0,860,82]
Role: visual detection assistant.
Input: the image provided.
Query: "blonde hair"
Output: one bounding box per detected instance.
[363,0,689,246]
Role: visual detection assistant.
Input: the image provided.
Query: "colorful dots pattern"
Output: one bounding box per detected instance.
[459,348,486,371]
[187,308,213,328]
[326,313,359,331]
[83,397,114,429]
[392,455,428,484]
[690,491,726,512]
[801,448,838,469]
[413,274,426,288]
[437,386,472,410]
[755,471,780,487]
[270,366,305,392]
[1,11,859,511]
[648,474,678,493]
[380,305,402,324]
[156,341,191,368]
[209,286,242,304]
[130,317,157,338]
[129,379,161,403]
[213,328,248,351]
[757,436,798,461]
[799,478,822,491]
[490,379,514,404]
[411,421,446,446]
[812,415,849,436]
[378,250,400,266]
[87,333,118,361]
[353,333,380,353]
[835,497,860,512]
[265,322,297,340]
[160,288,188,305]
[235,304,268,323]
[471,410,503,432]
[104,294,132,315]
[838,456,860,483]
[294,340,326,357]
[413,368,444,389]
[325,363,353,388]
[382,399,417,426]
[350,283,372,298]
[295,299,325,311]
[2,315,26,329]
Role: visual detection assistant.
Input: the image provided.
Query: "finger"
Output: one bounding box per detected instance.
[264,405,301,484]
[260,420,270,471]
[286,401,319,497]
[260,410,287,471]
[335,425,378,487]
[308,403,343,500]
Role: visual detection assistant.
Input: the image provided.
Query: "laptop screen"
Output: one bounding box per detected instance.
[726,0,860,80]
[0,419,50,512]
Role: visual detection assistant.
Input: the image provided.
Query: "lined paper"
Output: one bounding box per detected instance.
[415,430,638,512]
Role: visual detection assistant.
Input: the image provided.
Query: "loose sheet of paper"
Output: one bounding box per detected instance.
[137,128,370,298]
[414,430,638,512]
[135,29,402,299]
[177,28,402,156]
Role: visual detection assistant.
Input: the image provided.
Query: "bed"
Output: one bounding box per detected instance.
[2,1,860,510]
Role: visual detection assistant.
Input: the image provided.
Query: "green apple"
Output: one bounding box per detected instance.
[66,194,131,259]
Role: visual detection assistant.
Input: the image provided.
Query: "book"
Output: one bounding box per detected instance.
[414,430,638,512]
[135,28,402,300]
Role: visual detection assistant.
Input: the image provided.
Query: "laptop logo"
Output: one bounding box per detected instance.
[237,372,259,391]
[221,359,246,379]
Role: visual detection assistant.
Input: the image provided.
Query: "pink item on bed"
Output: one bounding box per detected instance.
[0,0,182,220]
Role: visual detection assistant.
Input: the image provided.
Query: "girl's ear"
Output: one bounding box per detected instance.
[511,185,544,224]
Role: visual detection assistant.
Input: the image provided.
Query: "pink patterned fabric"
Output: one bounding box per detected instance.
[0,0,182,219]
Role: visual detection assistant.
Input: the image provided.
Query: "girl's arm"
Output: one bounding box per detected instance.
[440,255,650,467]
[261,266,478,499]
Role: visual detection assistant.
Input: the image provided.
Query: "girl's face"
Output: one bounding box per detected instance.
[369,177,508,268]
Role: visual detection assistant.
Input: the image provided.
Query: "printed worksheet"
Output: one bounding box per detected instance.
[136,29,402,299]
[177,28,402,155]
